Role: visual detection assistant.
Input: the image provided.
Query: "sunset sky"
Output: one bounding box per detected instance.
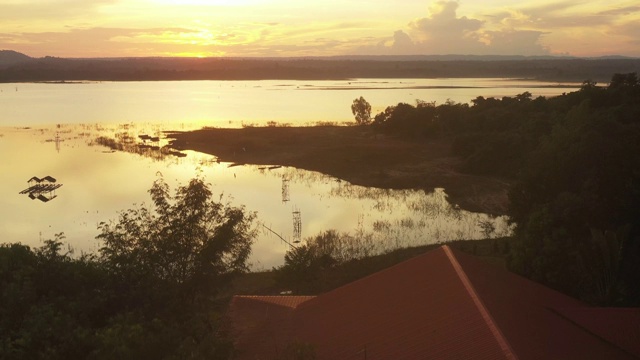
[1,0,639,58]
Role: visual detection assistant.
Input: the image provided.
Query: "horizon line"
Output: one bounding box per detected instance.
[2,50,639,61]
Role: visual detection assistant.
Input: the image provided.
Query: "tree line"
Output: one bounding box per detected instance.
[2,56,640,82]
[350,73,640,305]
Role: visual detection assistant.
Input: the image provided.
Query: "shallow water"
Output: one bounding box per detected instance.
[0,124,512,268]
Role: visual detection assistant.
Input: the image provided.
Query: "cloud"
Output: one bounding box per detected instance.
[488,1,630,30]
[409,1,483,38]
[390,30,414,54]
[0,27,230,57]
[597,5,640,16]
[3,0,637,57]
[483,30,550,55]
[8,27,195,44]
[357,1,549,56]
[279,21,372,39]
[481,1,640,56]
[0,0,117,21]
[223,37,351,57]
[239,20,376,55]
[0,24,358,58]
[608,18,640,41]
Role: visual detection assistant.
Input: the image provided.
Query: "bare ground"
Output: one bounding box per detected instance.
[167,126,510,215]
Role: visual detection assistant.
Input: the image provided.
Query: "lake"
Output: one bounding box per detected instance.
[0,78,579,127]
[0,79,578,268]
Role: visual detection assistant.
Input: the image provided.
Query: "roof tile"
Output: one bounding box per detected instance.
[228,245,639,360]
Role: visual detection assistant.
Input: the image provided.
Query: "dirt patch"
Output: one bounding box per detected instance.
[167,126,510,215]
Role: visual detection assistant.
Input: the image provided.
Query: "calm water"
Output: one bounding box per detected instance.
[0,79,577,267]
[0,78,578,127]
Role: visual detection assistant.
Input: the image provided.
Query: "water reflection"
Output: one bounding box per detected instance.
[90,134,187,161]
[281,176,290,203]
[253,163,513,256]
[19,176,63,202]
[1,123,513,269]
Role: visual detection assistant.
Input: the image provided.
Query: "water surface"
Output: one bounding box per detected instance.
[0,78,569,267]
[1,124,512,268]
[0,78,579,127]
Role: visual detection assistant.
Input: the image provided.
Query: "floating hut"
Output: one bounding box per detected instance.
[20,176,62,202]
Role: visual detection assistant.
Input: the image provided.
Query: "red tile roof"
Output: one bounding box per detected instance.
[452,248,637,360]
[228,245,640,360]
[554,307,640,358]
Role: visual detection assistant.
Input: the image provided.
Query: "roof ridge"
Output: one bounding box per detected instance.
[443,245,519,360]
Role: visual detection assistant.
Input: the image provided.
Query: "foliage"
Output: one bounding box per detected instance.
[351,96,372,125]
[365,72,640,305]
[506,74,640,305]
[576,229,625,305]
[276,230,379,293]
[0,235,107,360]
[1,177,257,359]
[97,175,256,300]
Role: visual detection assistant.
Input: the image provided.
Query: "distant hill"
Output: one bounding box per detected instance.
[0,50,32,66]
[321,54,579,61]
[255,54,639,61]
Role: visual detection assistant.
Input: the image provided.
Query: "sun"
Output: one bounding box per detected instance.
[170,51,222,57]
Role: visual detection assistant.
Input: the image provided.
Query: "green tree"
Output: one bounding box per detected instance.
[94,176,257,359]
[94,176,257,358]
[276,230,380,293]
[0,235,107,360]
[97,175,257,301]
[507,77,640,305]
[351,96,372,125]
[277,238,336,294]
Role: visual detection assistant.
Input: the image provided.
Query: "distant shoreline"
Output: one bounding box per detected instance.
[9,81,583,90]
[2,56,640,83]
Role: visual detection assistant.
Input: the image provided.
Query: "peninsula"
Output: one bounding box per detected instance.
[167,126,510,215]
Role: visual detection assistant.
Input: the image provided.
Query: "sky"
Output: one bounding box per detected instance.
[0,0,639,58]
